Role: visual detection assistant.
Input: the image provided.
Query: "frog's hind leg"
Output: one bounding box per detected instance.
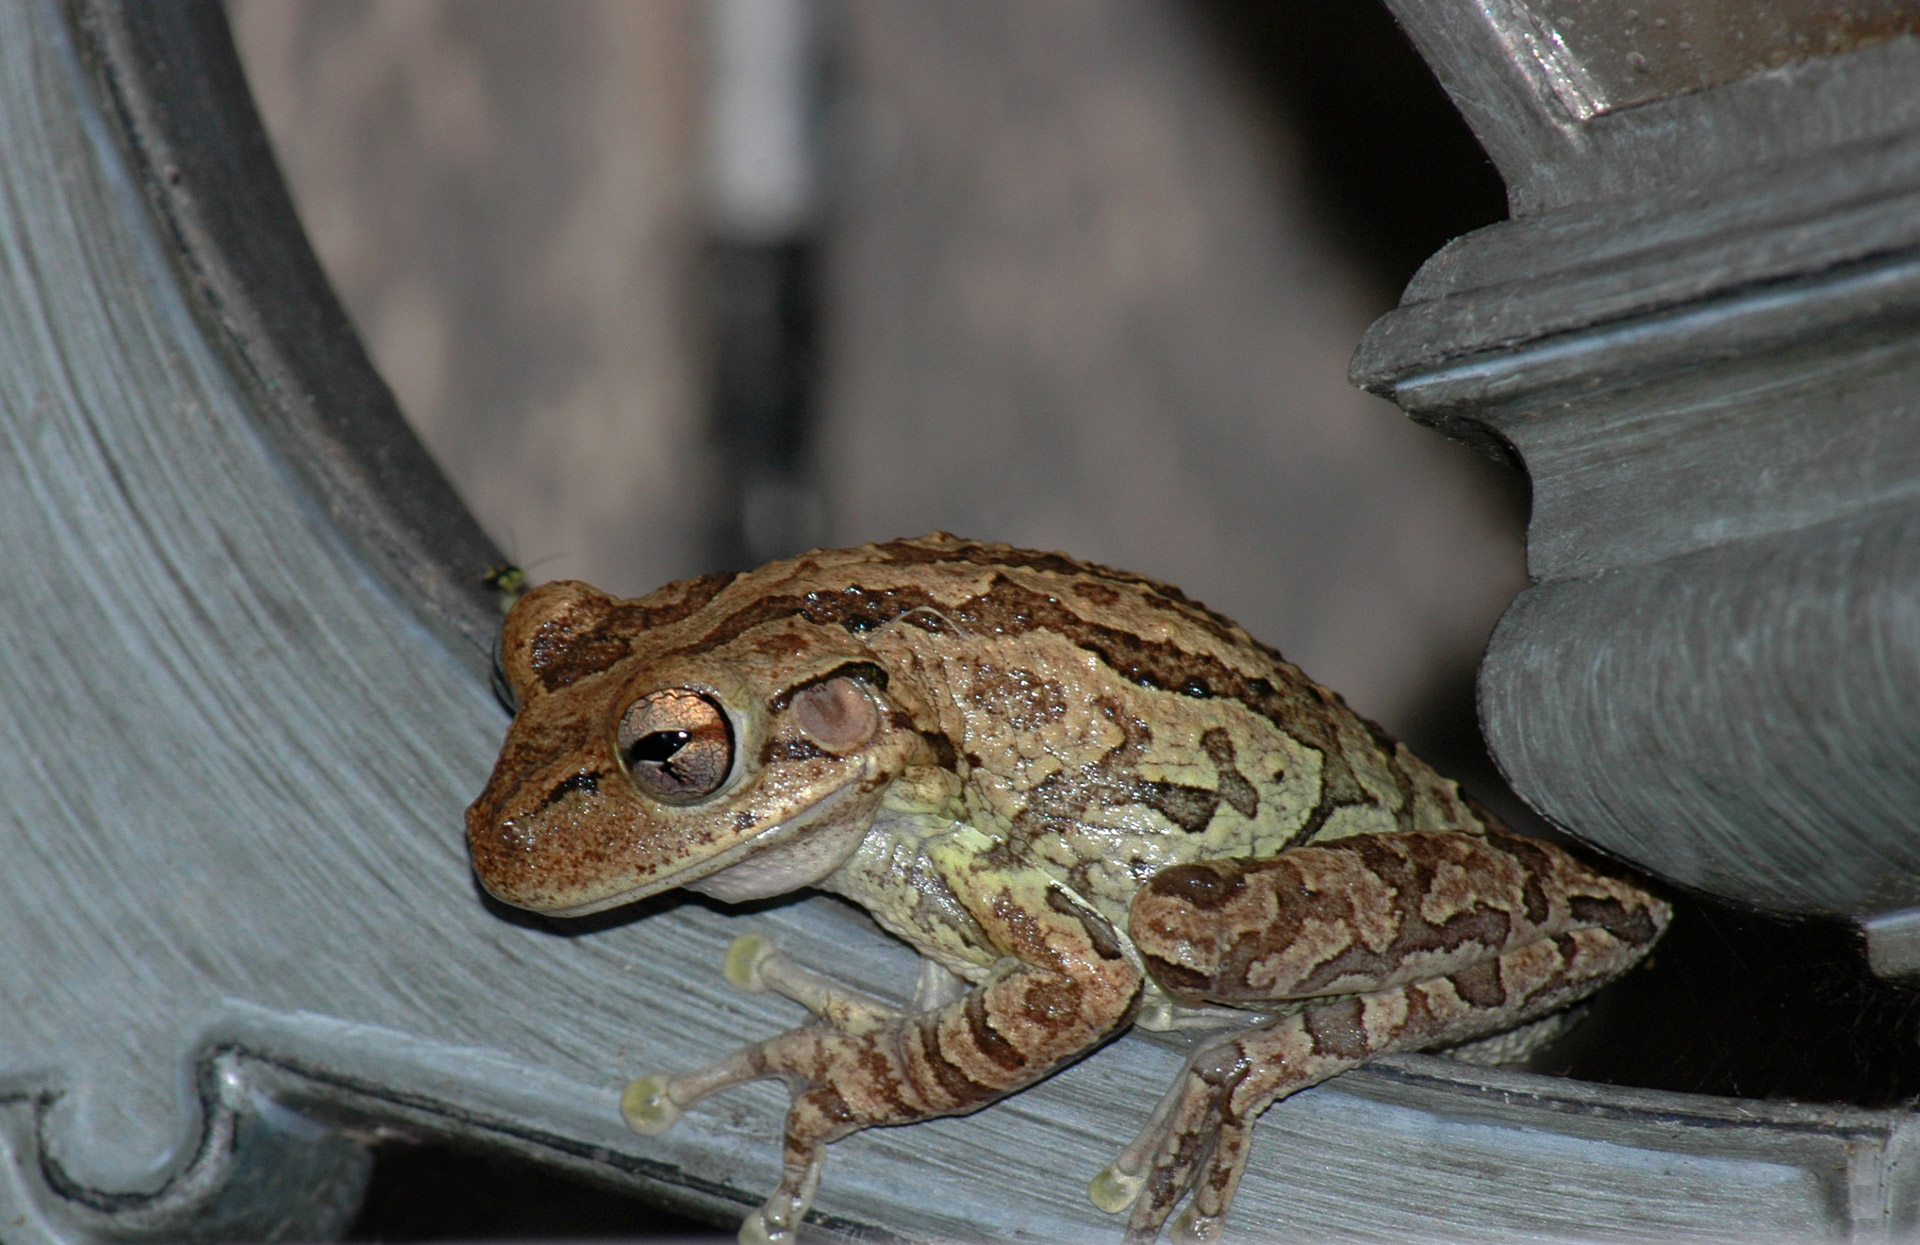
[1113,938,1631,1244]
[1105,827,1670,1243]
[1104,999,1377,1244]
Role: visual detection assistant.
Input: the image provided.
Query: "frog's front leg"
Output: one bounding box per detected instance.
[1103,827,1669,1244]
[721,932,910,1035]
[629,875,1144,1245]
[618,933,911,1143]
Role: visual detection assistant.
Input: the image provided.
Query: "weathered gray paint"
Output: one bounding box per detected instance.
[5,0,1918,1240]
[1510,0,1920,116]
[1383,0,1920,219]
[1358,3,1920,940]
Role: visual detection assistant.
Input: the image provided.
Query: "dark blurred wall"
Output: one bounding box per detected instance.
[229,0,1516,735]
[230,0,714,599]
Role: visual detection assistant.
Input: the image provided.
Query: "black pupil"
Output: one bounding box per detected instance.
[628,729,690,766]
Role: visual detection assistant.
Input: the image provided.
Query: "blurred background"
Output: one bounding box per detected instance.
[222,0,1524,1234]
[223,0,1517,747]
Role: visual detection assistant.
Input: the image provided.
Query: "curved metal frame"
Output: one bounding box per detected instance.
[68,0,507,670]
[0,0,1913,1241]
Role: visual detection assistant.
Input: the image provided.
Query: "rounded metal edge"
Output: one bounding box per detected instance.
[61,0,512,680]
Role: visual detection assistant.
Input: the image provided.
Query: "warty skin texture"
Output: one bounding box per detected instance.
[467,533,1669,1244]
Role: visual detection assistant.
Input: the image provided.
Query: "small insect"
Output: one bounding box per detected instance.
[480,562,527,611]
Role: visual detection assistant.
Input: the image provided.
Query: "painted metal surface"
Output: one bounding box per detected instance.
[1,0,1912,1240]
[1358,10,1920,934]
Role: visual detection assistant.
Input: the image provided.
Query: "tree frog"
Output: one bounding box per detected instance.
[466,534,1668,1244]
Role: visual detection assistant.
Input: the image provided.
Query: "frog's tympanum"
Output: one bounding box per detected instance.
[467,534,1668,1244]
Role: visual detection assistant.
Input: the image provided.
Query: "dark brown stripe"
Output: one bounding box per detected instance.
[538,769,600,809]
[1018,974,1085,1025]
[1493,831,1558,925]
[768,660,891,711]
[1525,935,1584,1005]
[1202,728,1260,819]
[855,1044,915,1118]
[919,730,959,771]
[867,537,1246,643]
[1570,894,1661,946]
[530,572,737,690]
[1303,997,1370,1060]
[1281,791,1341,849]
[1448,959,1507,1009]
[800,1080,856,1129]
[1071,580,1119,606]
[962,991,1026,1072]
[759,736,828,764]
[1142,952,1211,996]
[914,1016,986,1104]
[1138,781,1221,833]
[1144,861,1246,912]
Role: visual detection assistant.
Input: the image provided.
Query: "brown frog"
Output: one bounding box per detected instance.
[466,534,1668,1244]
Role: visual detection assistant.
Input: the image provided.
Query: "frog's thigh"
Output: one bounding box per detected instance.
[1123,893,1662,1244]
[1129,827,1666,1016]
[1109,831,1667,1241]
[1119,937,1600,1245]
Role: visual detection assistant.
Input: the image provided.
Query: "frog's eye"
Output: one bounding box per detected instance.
[616,689,733,803]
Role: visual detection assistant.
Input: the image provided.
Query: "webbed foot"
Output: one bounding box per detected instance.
[1099,1028,1275,1243]
[725,933,780,991]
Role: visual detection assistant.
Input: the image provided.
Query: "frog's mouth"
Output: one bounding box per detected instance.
[546,774,873,917]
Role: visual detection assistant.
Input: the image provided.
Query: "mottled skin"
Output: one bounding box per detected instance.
[466,534,1669,1244]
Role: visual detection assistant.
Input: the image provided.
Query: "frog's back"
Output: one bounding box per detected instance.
[621,535,1490,921]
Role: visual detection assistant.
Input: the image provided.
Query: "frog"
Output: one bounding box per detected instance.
[466,533,1670,1245]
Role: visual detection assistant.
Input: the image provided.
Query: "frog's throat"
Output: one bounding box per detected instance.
[684,782,874,903]
[544,775,873,917]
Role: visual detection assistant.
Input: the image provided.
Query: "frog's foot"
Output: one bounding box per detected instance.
[1166,1119,1251,1245]
[1103,1005,1375,1244]
[736,1136,828,1245]
[1091,1034,1217,1215]
[619,1075,683,1135]
[724,933,902,1036]
[1112,1036,1246,1245]
[731,1026,907,1245]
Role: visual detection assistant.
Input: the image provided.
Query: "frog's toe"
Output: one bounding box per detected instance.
[1169,1205,1224,1245]
[1089,1161,1146,1213]
[736,1207,790,1245]
[1121,1083,1231,1243]
[725,933,779,992]
[620,1074,683,1135]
